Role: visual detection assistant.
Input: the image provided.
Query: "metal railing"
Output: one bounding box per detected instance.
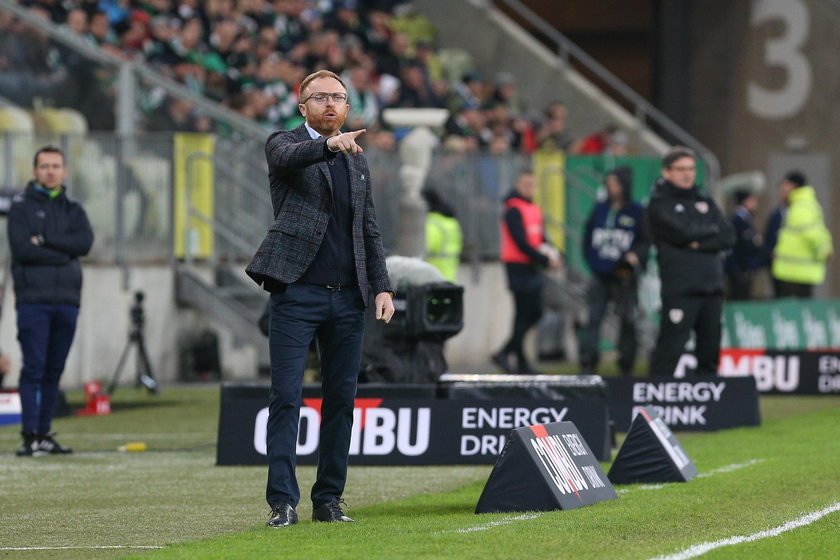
[491,0,721,188]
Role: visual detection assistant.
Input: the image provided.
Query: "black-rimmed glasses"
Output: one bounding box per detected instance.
[302,92,348,103]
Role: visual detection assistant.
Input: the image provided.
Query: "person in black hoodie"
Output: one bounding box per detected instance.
[646,147,735,377]
[579,166,649,376]
[8,145,94,456]
[491,171,560,374]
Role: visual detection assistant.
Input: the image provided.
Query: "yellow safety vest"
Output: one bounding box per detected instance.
[772,186,833,285]
[425,211,462,283]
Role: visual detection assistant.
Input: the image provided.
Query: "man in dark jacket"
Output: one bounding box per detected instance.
[580,166,649,376]
[647,147,735,377]
[8,145,94,456]
[725,189,764,300]
[491,170,560,375]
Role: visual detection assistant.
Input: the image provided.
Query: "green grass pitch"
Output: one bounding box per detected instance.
[1,385,839,559]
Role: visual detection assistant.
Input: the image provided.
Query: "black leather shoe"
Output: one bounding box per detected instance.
[267,503,298,528]
[312,500,354,523]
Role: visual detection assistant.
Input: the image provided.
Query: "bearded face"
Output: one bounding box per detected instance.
[298,77,350,137]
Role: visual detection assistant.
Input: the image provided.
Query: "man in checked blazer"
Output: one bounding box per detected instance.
[246,69,395,528]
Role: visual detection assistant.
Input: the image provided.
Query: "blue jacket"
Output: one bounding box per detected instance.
[583,200,648,276]
[7,181,94,306]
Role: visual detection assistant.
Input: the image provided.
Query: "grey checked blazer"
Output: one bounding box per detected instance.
[246,124,392,306]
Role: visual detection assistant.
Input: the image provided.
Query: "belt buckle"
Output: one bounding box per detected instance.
[326,284,341,291]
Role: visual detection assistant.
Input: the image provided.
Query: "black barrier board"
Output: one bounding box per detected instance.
[717,350,840,394]
[475,421,617,513]
[608,407,697,485]
[605,375,760,432]
[216,384,610,465]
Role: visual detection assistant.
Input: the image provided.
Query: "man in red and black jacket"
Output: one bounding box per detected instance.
[491,170,560,374]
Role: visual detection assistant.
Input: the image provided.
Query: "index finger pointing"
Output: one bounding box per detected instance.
[346,129,367,139]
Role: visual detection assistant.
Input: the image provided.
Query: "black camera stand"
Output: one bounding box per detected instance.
[108,291,159,395]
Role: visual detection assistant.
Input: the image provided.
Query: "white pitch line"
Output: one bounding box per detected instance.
[445,460,765,533]
[617,484,665,494]
[697,458,764,477]
[647,502,840,560]
[0,546,164,551]
[438,512,543,534]
[617,460,764,494]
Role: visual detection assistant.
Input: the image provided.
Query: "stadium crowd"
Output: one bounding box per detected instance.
[2,0,630,155]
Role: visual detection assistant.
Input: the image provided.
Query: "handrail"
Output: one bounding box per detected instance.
[0,0,267,142]
[491,0,721,188]
[183,151,265,267]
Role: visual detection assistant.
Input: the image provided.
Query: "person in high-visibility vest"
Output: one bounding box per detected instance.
[422,188,462,283]
[492,170,560,374]
[771,171,833,298]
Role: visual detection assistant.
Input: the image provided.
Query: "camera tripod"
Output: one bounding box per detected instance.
[108,291,159,395]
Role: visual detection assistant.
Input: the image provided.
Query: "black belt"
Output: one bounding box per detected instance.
[322,283,357,291]
[300,282,357,291]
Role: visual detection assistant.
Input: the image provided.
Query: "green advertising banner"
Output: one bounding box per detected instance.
[722,299,840,350]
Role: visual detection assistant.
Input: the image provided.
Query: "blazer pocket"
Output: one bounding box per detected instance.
[270,217,298,237]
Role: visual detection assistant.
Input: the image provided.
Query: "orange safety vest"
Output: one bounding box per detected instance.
[500,197,544,264]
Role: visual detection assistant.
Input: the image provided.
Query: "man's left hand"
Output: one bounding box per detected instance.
[374,292,395,323]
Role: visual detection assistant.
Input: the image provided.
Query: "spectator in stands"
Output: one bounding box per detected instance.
[452,70,487,111]
[26,0,70,23]
[571,124,627,155]
[771,171,833,298]
[362,8,393,59]
[414,38,443,82]
[63,8,88,35]
[86,9,122,56]
[394,60,443,108]
[725,189,764,300]
[536,100,574,150]
[343,62,381,129]
[764,172,795,298]
[98,0,131,25]
[0,6,65,107]
[491,71,524,115]
[9,145,94,457]
[580,166,648,376]
[118,9,153,55]
[145,95,211,132]
[444,105,490,152]
[492,170,561,375]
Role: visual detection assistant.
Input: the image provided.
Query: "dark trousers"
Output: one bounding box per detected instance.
[265,283,365,509]
[776,280,813,299]
[17,303,79,434]
[501,290,543,370]
[580,274,638,374]
[649,294,723,376]
[727,269,754,301]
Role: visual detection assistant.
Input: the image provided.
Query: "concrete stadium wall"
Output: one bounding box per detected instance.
[0,262,524,388]
[0,265,260,391]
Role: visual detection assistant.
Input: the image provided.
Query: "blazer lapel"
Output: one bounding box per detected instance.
[346,154,364,212]
[296,125,333,193]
